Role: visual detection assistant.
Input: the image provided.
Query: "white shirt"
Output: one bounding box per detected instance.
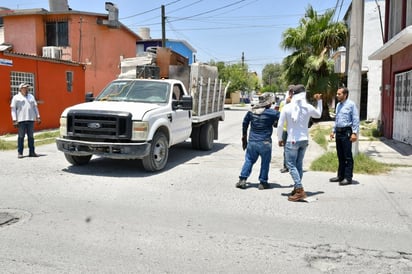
[10,92,40,122]
[277,99,322,142]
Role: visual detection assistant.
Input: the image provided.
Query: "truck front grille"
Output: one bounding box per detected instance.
[67,110,132,141]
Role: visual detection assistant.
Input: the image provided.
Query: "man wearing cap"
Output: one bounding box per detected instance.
[277,85,322,201]
[236,92,279,190]
[10,83,41,158]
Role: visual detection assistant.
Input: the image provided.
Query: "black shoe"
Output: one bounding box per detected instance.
[29,153,39,157]
[280,167,289,173]
[339,179,352,186]
[329,177,342,182]
[236,179,247,189]
[258,182,270,190]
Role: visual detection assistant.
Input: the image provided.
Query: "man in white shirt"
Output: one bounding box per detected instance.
[10,83,41,158]
[277,84,322,201]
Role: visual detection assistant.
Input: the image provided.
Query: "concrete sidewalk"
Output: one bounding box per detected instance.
[315,121,412,167]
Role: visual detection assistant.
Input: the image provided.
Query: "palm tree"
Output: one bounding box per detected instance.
[281,5,347,119]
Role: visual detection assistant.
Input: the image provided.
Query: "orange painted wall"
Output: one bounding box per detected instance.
[4,13,139,97]
[66,14,139,95]
[0,52,85,134]
[3,14,44,56]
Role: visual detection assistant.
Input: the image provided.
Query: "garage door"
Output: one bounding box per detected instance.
[393,70,412,145]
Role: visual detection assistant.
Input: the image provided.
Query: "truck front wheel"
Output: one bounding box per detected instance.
[64,153,92,165]
[142,131,169,172]
[191,127,200,149]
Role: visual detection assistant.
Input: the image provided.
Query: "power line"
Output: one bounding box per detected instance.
[120,0,182,20]
[167,0,204,15]
[168,0,248,23]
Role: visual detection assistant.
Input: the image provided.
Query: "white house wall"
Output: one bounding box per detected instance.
[363,0,385,121]
[0,27,4,44]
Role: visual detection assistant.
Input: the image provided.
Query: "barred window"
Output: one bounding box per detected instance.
[10,72,35,97]
[66,71,73,92]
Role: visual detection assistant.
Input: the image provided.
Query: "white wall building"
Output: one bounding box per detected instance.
[362,0,385,121]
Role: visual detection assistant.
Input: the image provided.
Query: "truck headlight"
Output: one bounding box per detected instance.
[132,121,148,140]
[59,117,67,137]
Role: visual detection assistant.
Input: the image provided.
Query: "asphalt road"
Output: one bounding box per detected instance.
[1,109,412,273]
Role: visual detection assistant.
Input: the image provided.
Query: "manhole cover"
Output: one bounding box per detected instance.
[0,209,31,228]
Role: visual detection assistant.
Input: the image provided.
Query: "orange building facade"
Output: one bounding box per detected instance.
[1,4,142,134]
[0,50,85,134]
[3,8,140,95]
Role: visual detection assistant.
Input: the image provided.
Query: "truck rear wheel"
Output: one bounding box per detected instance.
[199,123,214,150]
[64,153,92,165]
[142,131,169,172]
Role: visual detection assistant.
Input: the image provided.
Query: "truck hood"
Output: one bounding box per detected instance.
[62,101,161,120]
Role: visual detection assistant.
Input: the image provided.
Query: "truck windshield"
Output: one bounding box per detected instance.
[95,80,170,103]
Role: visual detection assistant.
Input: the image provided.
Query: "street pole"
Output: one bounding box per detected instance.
[347,0,364,155]
[161,5,166,48]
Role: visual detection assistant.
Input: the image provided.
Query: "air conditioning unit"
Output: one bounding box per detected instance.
[42,46,62,59]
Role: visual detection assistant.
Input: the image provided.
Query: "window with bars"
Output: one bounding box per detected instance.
[46,21,69,47]
[10,72,35,97]
[66,71,73,92]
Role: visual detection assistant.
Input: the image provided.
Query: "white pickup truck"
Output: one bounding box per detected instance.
[56,63,229,171]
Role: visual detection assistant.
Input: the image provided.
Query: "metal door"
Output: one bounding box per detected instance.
[393,71,412,145]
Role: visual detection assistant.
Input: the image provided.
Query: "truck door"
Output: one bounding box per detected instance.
[170,84,192,144]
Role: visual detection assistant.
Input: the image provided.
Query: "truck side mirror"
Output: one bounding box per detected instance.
[85,92,95,102]
[172,95,193,110]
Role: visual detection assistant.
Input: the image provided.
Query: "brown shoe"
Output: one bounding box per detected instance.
[288,187,307,202]
[288,188,297,196]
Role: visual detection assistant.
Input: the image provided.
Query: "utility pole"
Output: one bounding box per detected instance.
[347,0,364,155]
[78,17,83,61]
[241,52,244,67]
[161,5,166,48]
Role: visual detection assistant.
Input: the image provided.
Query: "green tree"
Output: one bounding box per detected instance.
[281,5,347,118]
[211,61,258,95]
[261,63,286,92]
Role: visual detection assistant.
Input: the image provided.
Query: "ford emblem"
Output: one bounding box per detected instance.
[87,122,101,129]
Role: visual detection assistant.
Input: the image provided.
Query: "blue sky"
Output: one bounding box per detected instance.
[1,0,350,75]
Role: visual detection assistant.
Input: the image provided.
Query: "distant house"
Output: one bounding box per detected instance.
[137,27,196,64]
[369,0,412,145]
[0,46,85,134]
[334,0,385,121]
[1,1,141,96]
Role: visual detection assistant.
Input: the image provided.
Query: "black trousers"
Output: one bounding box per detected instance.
[335,127,353,181]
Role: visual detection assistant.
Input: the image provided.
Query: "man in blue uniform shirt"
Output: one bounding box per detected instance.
[329,87,360,185]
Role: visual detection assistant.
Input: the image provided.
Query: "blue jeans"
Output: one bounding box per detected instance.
[285,140,309,189]
[240,140,272,183]
[17,121,35,155]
